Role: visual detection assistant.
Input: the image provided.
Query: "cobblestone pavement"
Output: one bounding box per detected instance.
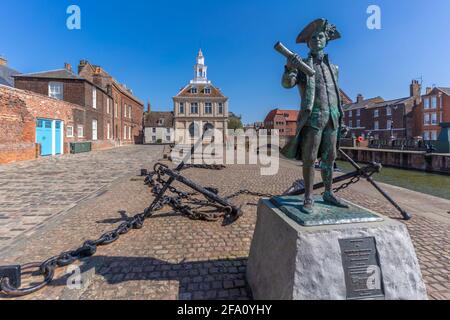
[0,157,448,300]
[0,145,164,253]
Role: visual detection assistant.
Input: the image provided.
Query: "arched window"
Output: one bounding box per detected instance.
[189,122,200,137]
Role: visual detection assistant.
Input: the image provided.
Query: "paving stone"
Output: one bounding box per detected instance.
[0,152,448,300]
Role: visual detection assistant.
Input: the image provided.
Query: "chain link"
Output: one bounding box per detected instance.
[0,162,372,297]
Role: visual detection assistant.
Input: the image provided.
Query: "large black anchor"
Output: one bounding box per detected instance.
[283,149,412,221]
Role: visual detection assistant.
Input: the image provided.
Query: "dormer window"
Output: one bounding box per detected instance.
[191,87,198,94]
[204,87,211,94]
[157,118,165,126]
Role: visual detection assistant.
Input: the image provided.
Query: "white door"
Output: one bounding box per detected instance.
[92,120,98,141]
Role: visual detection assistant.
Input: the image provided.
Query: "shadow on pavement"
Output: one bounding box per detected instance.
[48,255,251,300]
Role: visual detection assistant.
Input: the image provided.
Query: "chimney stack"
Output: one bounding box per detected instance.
[147,101,151,113]
[78,60,88,74]
[64,63,72,72]
[0,56,7,66]
[426,87,432,95]
[410,80,421,98]
[356,94,364,103]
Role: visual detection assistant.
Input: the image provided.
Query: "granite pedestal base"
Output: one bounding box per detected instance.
[246,197,427,300]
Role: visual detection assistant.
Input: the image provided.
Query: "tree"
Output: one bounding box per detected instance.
[228,112,243,130]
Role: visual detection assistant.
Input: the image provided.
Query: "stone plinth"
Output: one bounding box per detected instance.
[246,198,427,300]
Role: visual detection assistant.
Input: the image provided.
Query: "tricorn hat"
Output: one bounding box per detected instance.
[296,18,341,44]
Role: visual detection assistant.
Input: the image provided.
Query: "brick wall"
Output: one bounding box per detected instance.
[0,85,86,164]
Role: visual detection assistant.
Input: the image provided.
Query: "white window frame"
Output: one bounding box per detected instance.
[374,121,379,130]
[205,102,213,114]
[107,123,111,140]
[77,125,84,138]
[374,109,379,118]
[67,125,74,138]
[356,109,361,117]
[424,98,430,109]
[49,82,63,100]
[128,126,132,140]
[92,88,97,109]
[386,107,392,116]
[191,103,199,114]
[387,120,392,129]
[92,120,98,141]
[124,104,127,118]
[349,110,353,118]
[191,87,198,94]
[431,131,437,140]
[424,113,430,125]
[356,119,361,127]
[107,98,111,114]
[431,113,437,125]
[431,96,437,109]
[204,88,211,94]
[128,105,132,118]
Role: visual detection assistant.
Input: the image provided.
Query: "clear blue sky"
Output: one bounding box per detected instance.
[1,0,449,124]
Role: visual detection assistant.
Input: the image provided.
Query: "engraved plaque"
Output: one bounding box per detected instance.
[339,237,385,300]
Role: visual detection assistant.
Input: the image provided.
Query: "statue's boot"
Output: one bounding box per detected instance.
[302,198,315,214]
[323,191,349,209]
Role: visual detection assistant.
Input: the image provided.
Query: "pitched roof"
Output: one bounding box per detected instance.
[0,64,20,87]
[78,60,144,105]
[175,83,226,98]
[13,68,82,80]
[343,96,384,111]
[264,109,299,123]
[369,96,413,109]
[437,87,450,96]
[339,89,353,105]
[144,112,174,128]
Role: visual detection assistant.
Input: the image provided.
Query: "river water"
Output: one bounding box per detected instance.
[336,161,450,201]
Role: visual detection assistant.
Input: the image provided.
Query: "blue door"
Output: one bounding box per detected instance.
[55,121,62,155]
[36,119,53,156]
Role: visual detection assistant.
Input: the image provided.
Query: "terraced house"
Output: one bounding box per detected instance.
[78,60,144,144]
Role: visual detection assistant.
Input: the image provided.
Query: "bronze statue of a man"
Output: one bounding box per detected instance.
[281,19,348,214]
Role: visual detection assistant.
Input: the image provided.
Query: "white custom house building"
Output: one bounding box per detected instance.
[173,49,229,144]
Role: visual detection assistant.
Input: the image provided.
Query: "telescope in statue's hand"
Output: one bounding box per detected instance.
[274,42,315,77]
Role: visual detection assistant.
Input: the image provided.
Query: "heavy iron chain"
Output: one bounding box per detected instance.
[0,165,229,297]
[0,163,371,297]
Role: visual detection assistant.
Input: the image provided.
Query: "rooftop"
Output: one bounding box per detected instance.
[264,109,299,123]
[343,96,384,111]
[13,68,82,80]
[144,111,174,128]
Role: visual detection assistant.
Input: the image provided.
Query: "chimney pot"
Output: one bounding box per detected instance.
[64,63,72,72]
[426,87,432,95]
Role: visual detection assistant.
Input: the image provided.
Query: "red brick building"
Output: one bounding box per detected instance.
[343,80,422,139]
[413,87,450,140]
[78,60,144,144]
[14,65,114,144]
[0,85,86,164]
[264,109,299,137]
[264,90,352,137]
